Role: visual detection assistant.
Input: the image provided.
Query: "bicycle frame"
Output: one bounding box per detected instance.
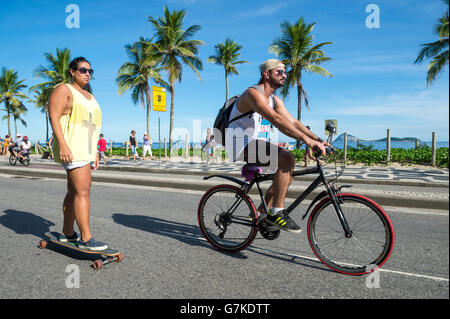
[249,162,353,237]
[205,160,353,237]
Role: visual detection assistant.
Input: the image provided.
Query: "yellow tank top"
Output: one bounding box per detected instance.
[53,83,102,163]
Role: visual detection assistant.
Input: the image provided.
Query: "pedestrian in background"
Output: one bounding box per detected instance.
[202,128,215,163]
[127,130,138,161]
[97,133,108,164]
[142,132,153,160]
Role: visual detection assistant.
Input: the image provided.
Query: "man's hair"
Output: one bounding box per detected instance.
[258,59,285,84]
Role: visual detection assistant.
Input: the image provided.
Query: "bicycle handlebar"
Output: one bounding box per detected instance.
[313,145,337,159]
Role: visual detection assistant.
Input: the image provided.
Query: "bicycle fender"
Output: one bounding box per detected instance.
[203,174,248,187]
[302,190,329,220]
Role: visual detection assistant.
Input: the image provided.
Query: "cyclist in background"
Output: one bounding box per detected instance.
[18,135,32,161]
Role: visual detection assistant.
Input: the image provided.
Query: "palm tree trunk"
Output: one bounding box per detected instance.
[146,83,151,136]
[168,83,175,156]
[6,102,11,136]
[7,113,11,137]
[14,118,17,138]
[225,70,229,101]
[45,110,49,140]
[296,78,302,149]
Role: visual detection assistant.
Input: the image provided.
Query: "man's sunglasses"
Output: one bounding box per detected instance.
[78,67,94,75]
[273,69,286,76]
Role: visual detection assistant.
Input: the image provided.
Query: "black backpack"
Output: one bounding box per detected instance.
[212,85,275,146]
[212,95,253,146]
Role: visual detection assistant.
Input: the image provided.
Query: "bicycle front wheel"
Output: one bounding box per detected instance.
[9,154,17,165]
[307,193,395,275]
[198,184,258,252]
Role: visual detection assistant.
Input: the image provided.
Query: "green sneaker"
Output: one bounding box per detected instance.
[266,210,302,233]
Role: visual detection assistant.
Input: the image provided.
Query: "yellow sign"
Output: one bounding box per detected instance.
[152,86,167,112]
[324,119,337,135]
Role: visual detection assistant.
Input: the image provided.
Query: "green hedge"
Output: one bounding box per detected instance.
[37,145,448,167]
[291,146,449,168]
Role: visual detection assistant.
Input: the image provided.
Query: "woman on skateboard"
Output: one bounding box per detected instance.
[49,57,107,251]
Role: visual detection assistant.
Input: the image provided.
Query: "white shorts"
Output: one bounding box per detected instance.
[62,161,91,171]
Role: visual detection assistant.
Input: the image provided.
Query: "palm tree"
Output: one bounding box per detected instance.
[12,102,28,137]
[414,0,449,86]
[32,47,72,91]
[31,47,74,140]
[30,85,53,140]
[0,68,29,136]
[207,38,249,101]
[116,37,167,136]
[148,5,204,154]
[270,18,333,149]
[32,47,93,101]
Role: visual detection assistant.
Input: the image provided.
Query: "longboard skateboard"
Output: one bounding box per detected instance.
[39,232,124,270]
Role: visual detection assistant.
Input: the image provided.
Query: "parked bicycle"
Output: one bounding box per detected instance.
[197,125,395,276]
[9,152,30,166]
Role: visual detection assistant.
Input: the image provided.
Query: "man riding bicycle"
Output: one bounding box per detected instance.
[225,59,327,233]
[9,133,23,159]
[19,135,31,161]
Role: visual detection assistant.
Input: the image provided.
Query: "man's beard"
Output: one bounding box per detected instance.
[269,76,284,90]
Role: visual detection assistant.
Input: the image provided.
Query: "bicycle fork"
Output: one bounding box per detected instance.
[323,181,353,238]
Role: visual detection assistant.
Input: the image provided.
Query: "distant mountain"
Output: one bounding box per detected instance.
[334,133,421,143]
[334,133,359,142]
[373,137,421,142]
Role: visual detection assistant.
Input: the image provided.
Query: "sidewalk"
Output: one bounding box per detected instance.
[0,155,448,210]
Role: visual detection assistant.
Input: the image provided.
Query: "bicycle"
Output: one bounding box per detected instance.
[9,152,30,166]
[197,126,395,276]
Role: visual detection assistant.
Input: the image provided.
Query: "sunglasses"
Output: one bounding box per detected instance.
[78,67,94,75]
[273,69,286,76]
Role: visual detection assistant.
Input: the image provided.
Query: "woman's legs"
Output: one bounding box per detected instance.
[62,164,93,242]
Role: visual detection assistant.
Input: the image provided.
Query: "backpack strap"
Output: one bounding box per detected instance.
[229,85,276,124]
[229,96,253,124]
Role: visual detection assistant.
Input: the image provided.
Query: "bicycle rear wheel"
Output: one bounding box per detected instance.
[307,193,395,275]
[198,184,258,252]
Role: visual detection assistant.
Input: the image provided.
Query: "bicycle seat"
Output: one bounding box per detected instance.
[241,164,262,182]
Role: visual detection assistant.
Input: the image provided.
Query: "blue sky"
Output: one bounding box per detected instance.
[0,0,448,143]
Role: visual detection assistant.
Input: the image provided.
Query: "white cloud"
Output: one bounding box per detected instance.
[234,3,288,20]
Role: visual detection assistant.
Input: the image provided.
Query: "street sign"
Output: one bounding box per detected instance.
[325,119,337,135]
[152,86,167,112]
[152,86,167,162]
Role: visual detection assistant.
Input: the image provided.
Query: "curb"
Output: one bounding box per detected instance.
[6,160,449,188]
[1,166,448,210]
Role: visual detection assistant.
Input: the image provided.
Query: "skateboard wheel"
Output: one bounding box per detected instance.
[116,253,124,263]
[39,240,47,249]
[93,260,103,270]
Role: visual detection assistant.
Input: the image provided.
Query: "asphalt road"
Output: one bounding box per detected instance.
[0,173,448,299]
